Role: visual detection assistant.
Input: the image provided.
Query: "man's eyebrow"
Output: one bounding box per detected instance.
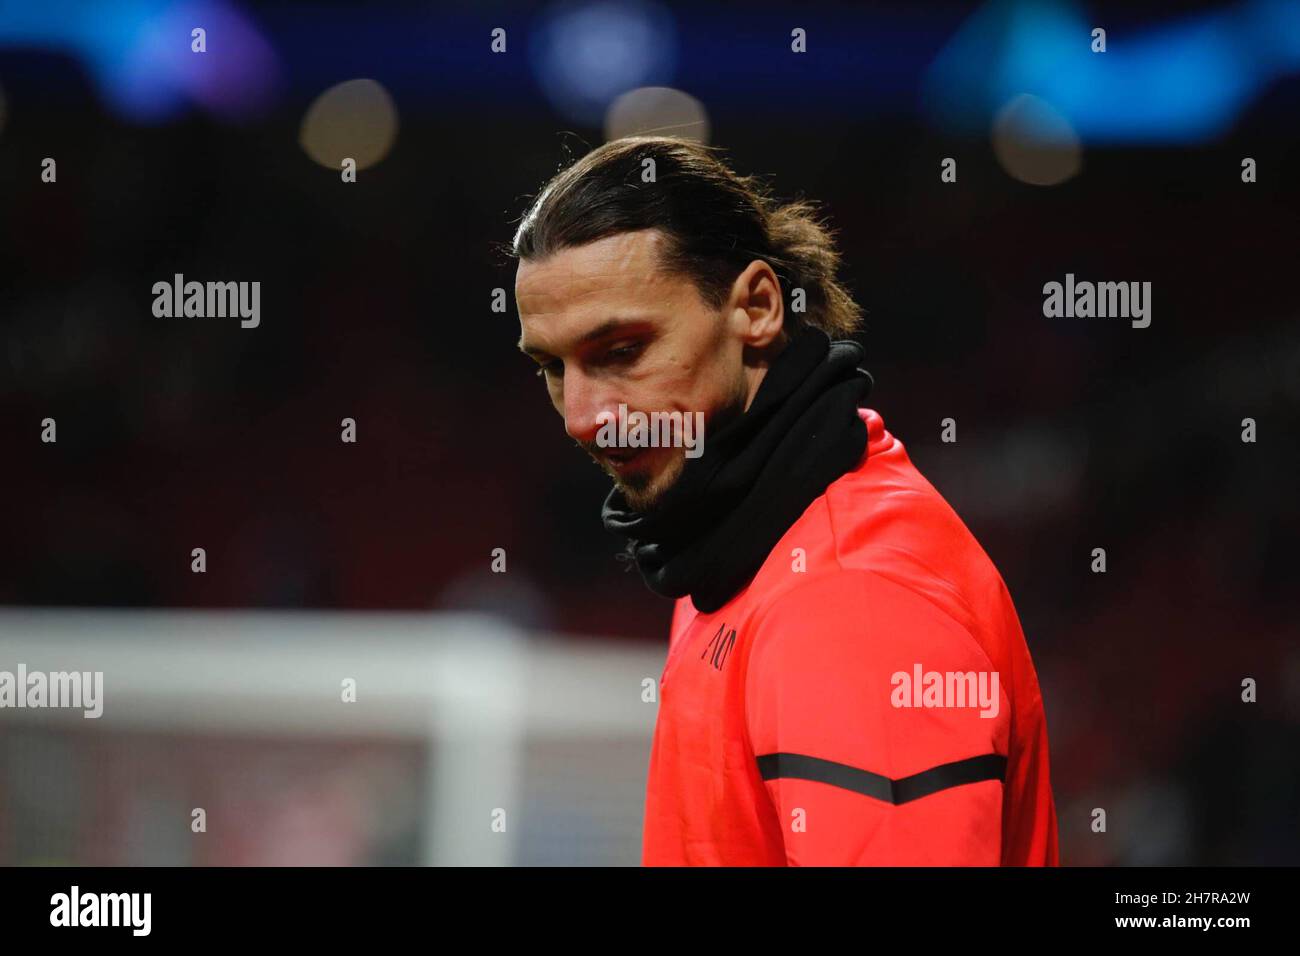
[517,317,649,359]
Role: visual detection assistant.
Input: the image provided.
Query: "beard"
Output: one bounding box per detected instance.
[603,447,687,512]
[581,378,750,513]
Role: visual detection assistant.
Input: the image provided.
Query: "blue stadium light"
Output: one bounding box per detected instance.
[925,0,1300,143]
[529,0,678,127]
[0,0,278,122]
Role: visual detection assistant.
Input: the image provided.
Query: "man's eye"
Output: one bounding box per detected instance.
[536,359,562,378]
[607,343,642,362]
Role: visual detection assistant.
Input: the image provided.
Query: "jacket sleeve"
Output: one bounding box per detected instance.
[744,570,1011,866]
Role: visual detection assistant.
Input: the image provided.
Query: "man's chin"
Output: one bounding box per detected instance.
[609,454,685,512]
[615,478,664,512]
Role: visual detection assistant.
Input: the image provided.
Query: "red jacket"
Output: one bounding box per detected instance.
[642,408,1059,865]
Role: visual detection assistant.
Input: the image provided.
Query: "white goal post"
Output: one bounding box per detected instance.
[0,608,662,866]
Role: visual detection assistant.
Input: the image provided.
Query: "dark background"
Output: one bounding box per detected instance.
[2,0,1298,865]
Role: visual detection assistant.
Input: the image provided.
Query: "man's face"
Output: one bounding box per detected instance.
[516,229,775,511]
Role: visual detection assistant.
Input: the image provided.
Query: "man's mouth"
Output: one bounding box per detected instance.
[604,448,649,473]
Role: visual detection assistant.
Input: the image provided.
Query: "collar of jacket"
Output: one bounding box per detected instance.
[600,325,873,613]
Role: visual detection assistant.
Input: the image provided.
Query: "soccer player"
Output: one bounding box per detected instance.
[509,137,1059,866]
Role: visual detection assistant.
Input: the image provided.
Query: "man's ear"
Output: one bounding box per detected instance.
[731,259,785,348]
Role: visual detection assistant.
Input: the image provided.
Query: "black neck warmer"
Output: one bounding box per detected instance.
[600,326,874,613]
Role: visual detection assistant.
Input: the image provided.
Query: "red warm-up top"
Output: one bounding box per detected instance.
[641,408,1059,866]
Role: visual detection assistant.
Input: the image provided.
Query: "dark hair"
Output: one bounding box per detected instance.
[505,136,863,338]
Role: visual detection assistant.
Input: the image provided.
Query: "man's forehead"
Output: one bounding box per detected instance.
[515,230,675,311]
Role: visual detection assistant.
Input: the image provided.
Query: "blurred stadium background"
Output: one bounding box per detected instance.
[1,0,1298,864]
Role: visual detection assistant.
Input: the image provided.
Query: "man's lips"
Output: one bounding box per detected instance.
[604,447,650,472]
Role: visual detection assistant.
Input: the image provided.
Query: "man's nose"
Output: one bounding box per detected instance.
[562,373,618,445]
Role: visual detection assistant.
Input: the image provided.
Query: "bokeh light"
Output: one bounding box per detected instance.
[603,85,709,143]
[992,93,1082,185]
[299,78,399,171]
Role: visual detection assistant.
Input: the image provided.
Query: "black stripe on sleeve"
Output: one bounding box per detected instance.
[755,752,1007,805]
